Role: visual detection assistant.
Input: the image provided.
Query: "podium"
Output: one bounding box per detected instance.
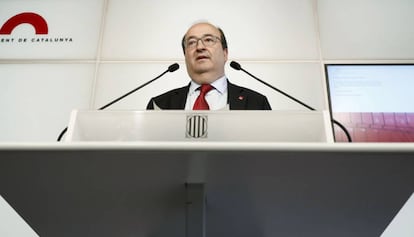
[1,111,414,237]
[65,110,334,142]
[64,110,334,237]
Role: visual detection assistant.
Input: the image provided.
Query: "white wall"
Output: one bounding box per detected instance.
[1,0,414,141]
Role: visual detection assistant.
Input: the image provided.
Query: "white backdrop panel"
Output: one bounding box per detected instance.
[102,0,319,60]
[0,0,104,59]
[94,62,325,111]
[318,0,414,60]
[226,62,326,111]
[0,64,95,142]
[94,62,189,110]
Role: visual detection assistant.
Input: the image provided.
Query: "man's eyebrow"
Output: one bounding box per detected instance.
[186,34,215,40]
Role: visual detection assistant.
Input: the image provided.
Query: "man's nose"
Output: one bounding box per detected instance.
[196,39,206,49]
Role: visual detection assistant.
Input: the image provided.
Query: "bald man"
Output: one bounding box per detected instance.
[147,22,271,110]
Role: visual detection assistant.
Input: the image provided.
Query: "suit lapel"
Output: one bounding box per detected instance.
[171,85,190,109]
[228,82,247,110]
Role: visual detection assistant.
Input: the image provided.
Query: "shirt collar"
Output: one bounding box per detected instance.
[189,75,228,94]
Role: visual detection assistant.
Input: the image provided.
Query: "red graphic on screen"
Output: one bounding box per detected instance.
[0,12,48,35]
[333,112,414,142]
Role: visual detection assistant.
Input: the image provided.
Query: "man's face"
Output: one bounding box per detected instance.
[183,23,228,84]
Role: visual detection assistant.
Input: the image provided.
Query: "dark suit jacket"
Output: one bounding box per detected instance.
[146,80,271,110]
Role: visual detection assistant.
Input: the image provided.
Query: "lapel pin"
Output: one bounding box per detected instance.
[238,96,244,100]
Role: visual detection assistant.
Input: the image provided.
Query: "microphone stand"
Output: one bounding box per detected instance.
[230,61,352,142]
[57,63,179,141]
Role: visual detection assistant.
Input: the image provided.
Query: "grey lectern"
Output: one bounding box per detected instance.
[1,108,414,236]
[65,110,332,237]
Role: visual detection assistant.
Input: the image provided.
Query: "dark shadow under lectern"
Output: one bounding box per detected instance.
[1,110,414,237]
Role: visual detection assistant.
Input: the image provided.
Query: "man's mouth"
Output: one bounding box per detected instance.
[196,55,209,60]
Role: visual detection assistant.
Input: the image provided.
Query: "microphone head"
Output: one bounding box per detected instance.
[230,61,242,70]
[168,63,180,72]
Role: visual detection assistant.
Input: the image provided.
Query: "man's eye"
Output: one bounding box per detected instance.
[187,40,197,46]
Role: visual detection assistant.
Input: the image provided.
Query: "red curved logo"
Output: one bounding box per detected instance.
[0,12,48,35]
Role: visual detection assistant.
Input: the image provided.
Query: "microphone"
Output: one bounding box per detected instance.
[99,63,179,110]
[230,61,314,110]
[57,63,180,141]
[167,63,180,73]
[230,61,352,142]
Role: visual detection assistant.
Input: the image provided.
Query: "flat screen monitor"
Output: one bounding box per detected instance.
[325,64,414,142]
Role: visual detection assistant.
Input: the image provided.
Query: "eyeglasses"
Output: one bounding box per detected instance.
[185,35,221,50]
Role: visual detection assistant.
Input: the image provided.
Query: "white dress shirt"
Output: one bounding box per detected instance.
[185,76,229,110]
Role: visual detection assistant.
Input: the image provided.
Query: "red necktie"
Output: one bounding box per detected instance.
[193,84,213,110]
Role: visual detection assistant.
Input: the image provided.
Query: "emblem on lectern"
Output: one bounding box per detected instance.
[186,115,208,138]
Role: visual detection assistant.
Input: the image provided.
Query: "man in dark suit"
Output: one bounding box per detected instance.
[147,22,271,110]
